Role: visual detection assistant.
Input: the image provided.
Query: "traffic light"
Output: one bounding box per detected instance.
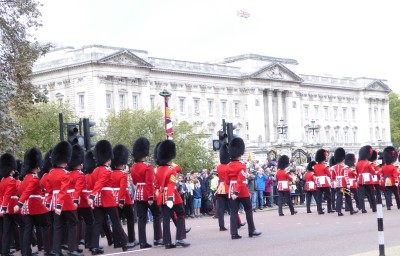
[212,130,227,151]
[67,123,84,146]
[227,122,238,142]
[83,118,96,151]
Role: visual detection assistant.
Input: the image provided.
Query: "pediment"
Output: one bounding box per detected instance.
[98,50,152,67]
[247,63,303,82]
[365,80,391,92]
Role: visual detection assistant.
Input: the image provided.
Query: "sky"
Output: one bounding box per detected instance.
[36,0,400,93]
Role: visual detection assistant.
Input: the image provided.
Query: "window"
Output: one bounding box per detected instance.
[324,106,329,120]
[179,98,185,113]
[106,93,112,109]
[374,108,377,122]
[57,98,63,106]
[78,94,85,110]
[234,102,240,116]
[381,108,384,122]
[304,105,309,119]
[207,99,214,115]
[132,95,138,110]
[343,107,347,121]
[221,101,227,115]
[344,131,348,143]
[246,122,249,131]
[292,101,297,108]
[333,107,338,120]
[353,130,357,143]
[369,108,372,122]
[119,94,126,109]
[352,108,356,122]
[194,98,200,114]
[150,95,155,110]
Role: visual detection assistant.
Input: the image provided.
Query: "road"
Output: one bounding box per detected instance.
[86,203,400,256]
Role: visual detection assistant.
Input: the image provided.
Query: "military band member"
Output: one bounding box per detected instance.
[155,139,190,249]
[226,137,261,239]
[0,153,24,256]
[369,150,383,205]
[314,149,334,215]
[328,156,336,212]
[356,145,376,213]
[130,137,163,248]
[344,153,359,210]
[304,161,317,213]
[276,155,297,216]
[381,146,400,210]
[88,140,135,254]
[111,144,137,247]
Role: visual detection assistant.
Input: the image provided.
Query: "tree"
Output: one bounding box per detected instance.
[389,92,400,148]
[0,0,50,153]
[16,102,76,158]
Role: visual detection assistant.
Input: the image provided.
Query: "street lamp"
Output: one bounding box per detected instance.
[308,119,319,143]
[276,118,288,142]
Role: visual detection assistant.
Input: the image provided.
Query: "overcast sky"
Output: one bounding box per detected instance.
[36,0,400,93]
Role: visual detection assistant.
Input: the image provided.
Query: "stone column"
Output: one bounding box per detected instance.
[285,90,292,141]
[277,90,283,121]
[267,90,275,142]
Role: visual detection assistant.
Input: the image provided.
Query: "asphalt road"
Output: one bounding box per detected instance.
[83,203,400,256]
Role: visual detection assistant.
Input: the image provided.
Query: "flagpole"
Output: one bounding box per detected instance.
[159,88,173,139]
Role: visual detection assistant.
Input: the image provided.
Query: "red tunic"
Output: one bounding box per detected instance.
[17,173,47,215]
[226,160,250,198]
[276,169,293,192]
[45,168,76,211]
[216,164,229,195]
[380,164,398,187]
[89,166,116,207]
[155,165,182,205]
[0,177,20,214]
[356,160,375,185]
[313,163,332,188]
[370,162,380,184]
[304,172,316,192]
[69,170,86,206]
[345,166,358,188]
[130,161,155,201]
[331,163,347,188]
[111,169,133,205]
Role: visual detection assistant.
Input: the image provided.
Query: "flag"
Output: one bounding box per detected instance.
[164,97,173,139]
[237,10,250,18]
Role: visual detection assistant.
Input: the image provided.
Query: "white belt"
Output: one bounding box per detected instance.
[29,195,43,198]
[336,176,344,179]
[67,189,75,193]
[137,183,145,185]
[101,187,113,191]
[53,190,60,194]
[82,190,92,193]
[231,181,237,184]
[10,196,19,199]
[113,188,120,191]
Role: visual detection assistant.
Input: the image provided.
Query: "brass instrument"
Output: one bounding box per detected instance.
[340,187,351,196]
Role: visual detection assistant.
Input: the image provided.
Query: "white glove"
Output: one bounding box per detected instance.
[166,200,173,209]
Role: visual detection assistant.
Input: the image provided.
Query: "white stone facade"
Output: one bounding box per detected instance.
[32,45,392,161]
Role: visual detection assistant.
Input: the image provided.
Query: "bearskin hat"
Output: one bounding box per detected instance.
[157,139,176,166]
[329,156,336,167]
[111,144,129,169]
[41,149,53,174]
[69,145,84,169]
[132,137,150,162]
[219,142,230,164]
[94,140,113,166]
[315,149,327,163]
[228,137,245,160]
[345,153,356,167]
[306,161,316,171]
[359,145,373,161]
[51,141,72,166]
[277,155,290,170]
[334,147,346,163]
[0,153,17,178]
[153,141,161,166]
[369,150,378,162]
[383,146,397,165]
[24,147,42,172]
[84,150,96,174]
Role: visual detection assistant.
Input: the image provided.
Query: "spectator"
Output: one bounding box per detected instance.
[185,178,194,218]
[193,180,202,218]
[247,171,257,212]
[264,168,274,207]
[255,165,268,210]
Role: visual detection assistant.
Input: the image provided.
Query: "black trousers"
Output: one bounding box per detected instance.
[384,186,400,209]
[53,210,79,253]
[358,184,376,211]
[305,191,317,212]
[118,204,136,243]
[278,191,295,215]
[161,203,185,245]
[137,201,162,244]
[350,188,360,209]
[77,207,94,245]
[374,184,383,204]
[23,213,52,255]
[317,187,332,212]
[335,188,353,213]
[2,214,24,254]
[229,197,255,236]
[91,206,127,249]
[330,188,336,209]
[217,194,229,229]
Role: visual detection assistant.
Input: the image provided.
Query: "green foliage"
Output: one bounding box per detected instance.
[389,92,400,148]
[16,102,76,158]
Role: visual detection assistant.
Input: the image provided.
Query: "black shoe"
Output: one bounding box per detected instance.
[176,240,191,247]
[307,210,312,213]
[107,240,113,246]
[154,239,164,246]
[279,213,284,216]
[91,248,104,255]
[79,240,85,246]
[249,230,261,237]
[185,227,191,234]
[387,207,391,210]
[338,212,344,216]
[165,243,176,249]
[291,210,298,215]
[318,211,325,215]
[373,209,377,212]
[140,243,152,249]
[220,227,228,231]
[61,245,69,251]
[113,243,122,249]
[350,210,358,215]
[122,244,135,252]
[362,210,367,213]
[231,234,242,239]
[328,210,335,213]
[239,221,246,227]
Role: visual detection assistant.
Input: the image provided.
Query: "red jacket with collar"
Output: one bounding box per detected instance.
[356,160,375,185]
[331,163,347,188]
[380,164,398,187]
[111,169,132,205]
[304,172,316,192]
[0,176,21,214]
[313,163,331,188]
[130,161,155,202]
[45,167,76,211]
[89,165,116,207]
[17,173,47,215]
[69,169,86,206]
[216,164,229,195]
[276,169,293,192]
[226,160,250,198]
[155,165,182,206]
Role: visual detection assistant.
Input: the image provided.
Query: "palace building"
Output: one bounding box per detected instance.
[32,45,392,162]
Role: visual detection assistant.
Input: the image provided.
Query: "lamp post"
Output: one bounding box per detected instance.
[276,118,288,142]
[159,89,173,139]
[308,119,319,143]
